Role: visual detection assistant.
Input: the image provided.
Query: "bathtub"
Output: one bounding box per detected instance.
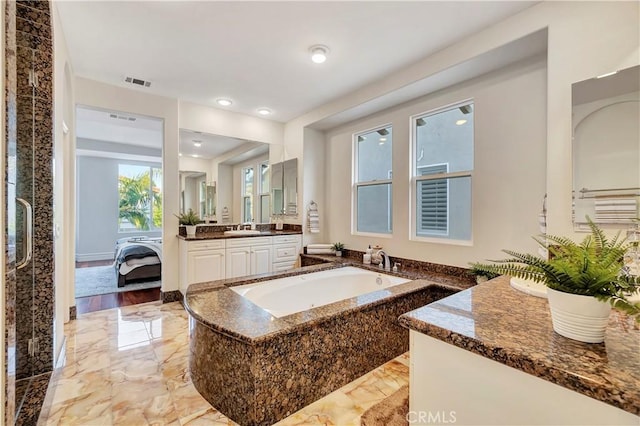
[231,266,411,317]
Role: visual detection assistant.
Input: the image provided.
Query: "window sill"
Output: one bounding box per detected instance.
[351,231,393,239]
[409,235,473,246]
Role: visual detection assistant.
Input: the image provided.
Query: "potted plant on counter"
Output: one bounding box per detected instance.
[175,208,200,236]
[471,219,640,343]
[332,242,345,257]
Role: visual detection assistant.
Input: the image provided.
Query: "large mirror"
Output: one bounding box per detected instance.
[179,129,270,223]
[572,65,640,225]
[271,158,298,216]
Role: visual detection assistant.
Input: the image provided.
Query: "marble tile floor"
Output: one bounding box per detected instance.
[39,301,410,425]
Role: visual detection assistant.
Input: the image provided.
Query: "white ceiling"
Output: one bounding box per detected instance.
[57,1,537,123]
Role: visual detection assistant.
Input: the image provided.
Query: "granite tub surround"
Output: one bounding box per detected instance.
[399,275,640,416]
[178,222,302,239]
[186,263,465,425]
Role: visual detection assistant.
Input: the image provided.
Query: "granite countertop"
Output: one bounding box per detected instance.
[184,259,474,345]
[399,275,640,415]
[177,229,302,240]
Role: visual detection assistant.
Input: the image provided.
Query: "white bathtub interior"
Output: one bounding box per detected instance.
[231,267,411,318]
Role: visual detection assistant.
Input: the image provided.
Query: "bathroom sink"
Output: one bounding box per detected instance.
[223,230,261,236]
[510,277,547,298]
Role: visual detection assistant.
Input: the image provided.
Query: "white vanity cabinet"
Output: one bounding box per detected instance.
[272,234,302,272]
[179,239,226,294]
[225,237,272,279]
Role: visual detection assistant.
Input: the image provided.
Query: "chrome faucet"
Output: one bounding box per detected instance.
[377,250,391,271]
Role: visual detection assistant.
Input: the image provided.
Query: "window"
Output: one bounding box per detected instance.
[118,164,162,232]
[259,161,270,223]
[412,101,473,242]
[353,125,393,235]
[242,166,254,223]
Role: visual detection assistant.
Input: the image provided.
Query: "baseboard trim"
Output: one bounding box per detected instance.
[161,290,182,304]
[75,252,114,262]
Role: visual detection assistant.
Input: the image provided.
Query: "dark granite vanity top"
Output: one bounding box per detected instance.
[184,257,475,344]
[177,229,302,241]
[399,275,640,415]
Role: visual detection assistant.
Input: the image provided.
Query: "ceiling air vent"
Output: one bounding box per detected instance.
[124,76,152,88]
[108,113,137,122]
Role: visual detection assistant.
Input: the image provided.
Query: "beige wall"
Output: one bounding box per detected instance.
[287,1,639,266]
[52,3,76,361]
[326,56,547,266]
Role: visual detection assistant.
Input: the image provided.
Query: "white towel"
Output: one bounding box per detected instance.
[306,248,333,255]
[221,207,230,223]
[308,202,320,233]
[307,244,332,250]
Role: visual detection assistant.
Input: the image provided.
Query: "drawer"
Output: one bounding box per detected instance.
[225,236,272,248]
[273,234,302,245]
[187,240,226,251]
[273,244,300,262]
[272,261,296,272]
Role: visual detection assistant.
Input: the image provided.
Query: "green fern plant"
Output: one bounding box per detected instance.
[174,208,200,226]
[471,218,640,321]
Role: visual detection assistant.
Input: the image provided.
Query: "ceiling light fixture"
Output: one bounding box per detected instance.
[257,108,271,116]
[309,45,329,64]
[192,154,199,158]
[193,140,202,147]
[179,153,182,157]
[379,137,387,142]
[216,98,232,106]
[456,119,467,126]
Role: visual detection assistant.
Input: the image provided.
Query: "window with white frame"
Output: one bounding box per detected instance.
[412,101,473,241]
[242,166,253,223]
[353,125,393,234]
[118,164,162,232]
[258,161,270,223]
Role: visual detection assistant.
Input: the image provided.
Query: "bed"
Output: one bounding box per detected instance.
[114,237,162,287]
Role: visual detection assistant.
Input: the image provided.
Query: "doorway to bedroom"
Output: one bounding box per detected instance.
[74,106,164,312]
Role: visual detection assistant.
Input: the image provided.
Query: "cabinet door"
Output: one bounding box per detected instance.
[226,247,251,278]
[251,245,272,275]
[187,250,225,285]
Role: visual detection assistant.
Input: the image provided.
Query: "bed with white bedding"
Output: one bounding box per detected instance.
[114,237,162,287]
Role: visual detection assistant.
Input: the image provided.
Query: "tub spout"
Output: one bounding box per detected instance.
[377,250,391,271]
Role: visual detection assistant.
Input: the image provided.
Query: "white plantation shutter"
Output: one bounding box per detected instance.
[419,164,448,234]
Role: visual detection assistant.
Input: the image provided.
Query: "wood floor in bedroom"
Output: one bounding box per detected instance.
[75,259,161,315]
[76,287,161,315]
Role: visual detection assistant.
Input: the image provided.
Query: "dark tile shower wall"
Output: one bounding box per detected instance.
[4,0,53,423]
[4,1,18,423]
[15,0,53,382]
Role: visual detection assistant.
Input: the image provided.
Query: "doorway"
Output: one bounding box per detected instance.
[74,106,164,312]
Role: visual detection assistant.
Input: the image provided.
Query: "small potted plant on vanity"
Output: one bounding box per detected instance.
[471,218,640,343]
[332,242,345,257]
[175,208,200,236]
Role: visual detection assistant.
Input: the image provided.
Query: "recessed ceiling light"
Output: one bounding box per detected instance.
[179,153,182,157]
[257,108,271,116]
[456,119,467,126]
[193,140,202,147]
[216,98,232,106]
[309,45,329,64]
[379,137,387,142]
[192,154,199,158]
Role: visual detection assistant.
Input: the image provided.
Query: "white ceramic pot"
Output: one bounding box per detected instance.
[546,287,611,343]
[335,250,342,257]
[185,225,197,236]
